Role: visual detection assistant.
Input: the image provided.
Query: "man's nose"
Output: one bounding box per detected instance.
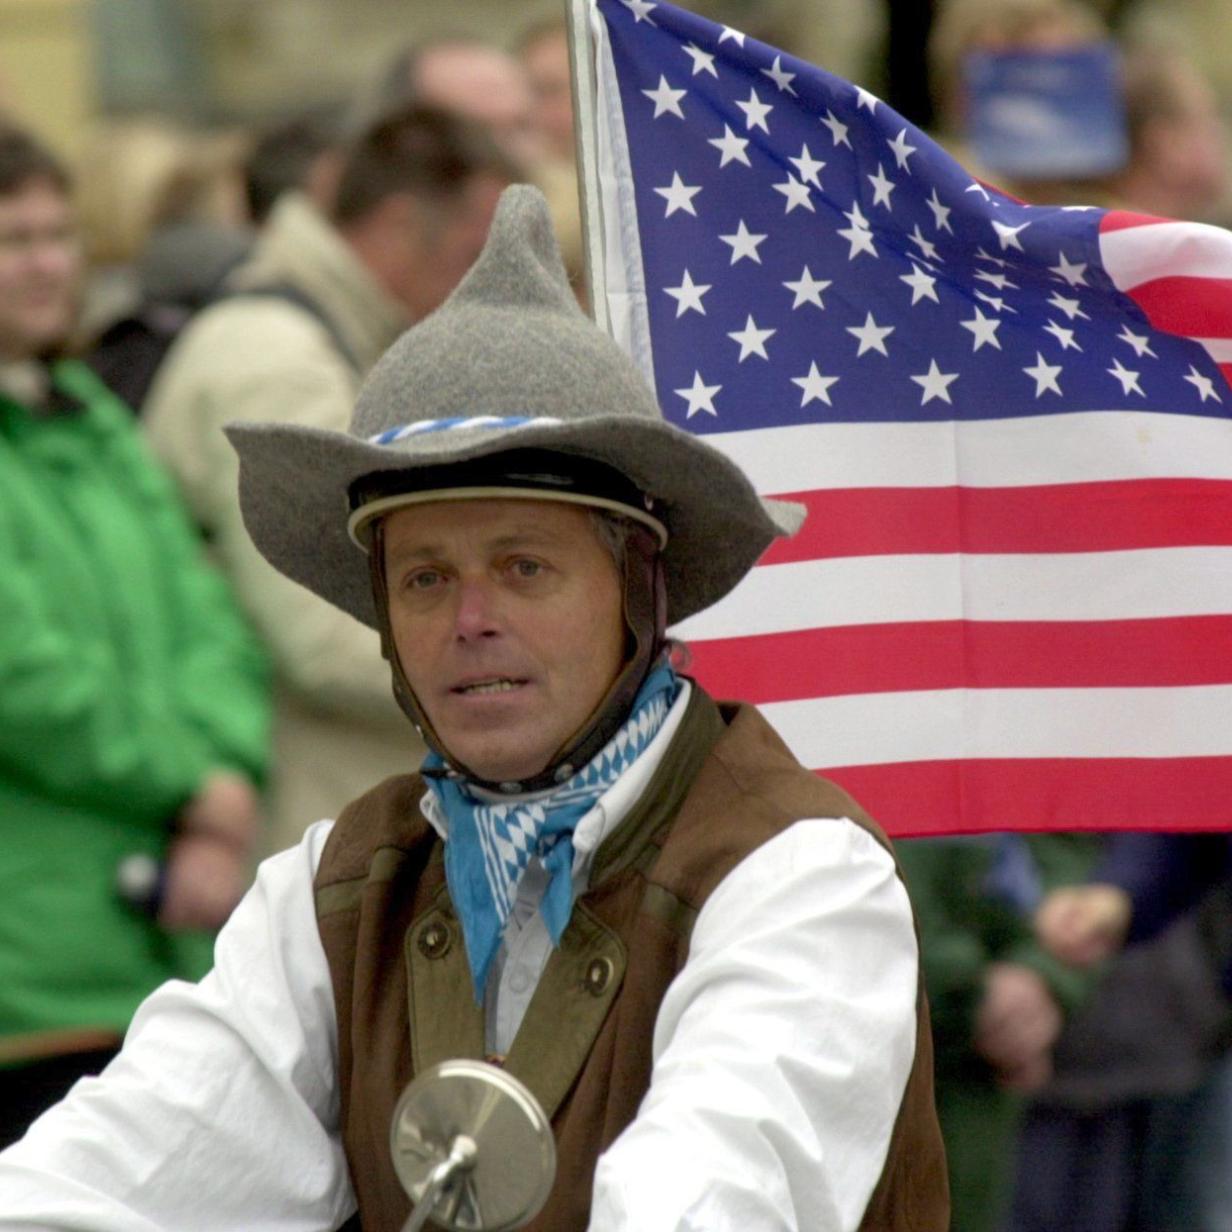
[28,232,78,279]
[452,575,502,640]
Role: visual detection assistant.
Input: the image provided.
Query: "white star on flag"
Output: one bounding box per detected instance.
[925,189,953,232]
[727,314,776,361]
[911,359,958,404]
[663,269,710,316]
[717,24,744,44]
[1024,352,1064,396]
[620,0,657,21]
[992,220,1029,251]
[789,144,824,186]
[719,219,766,263]
[974,268,1018,292]
[643,75,686,118]
[1118,325,1157,357]
[1184,363,1222,402]
[654,171,701,216]
[854,85,879,111]
[708,125,750,167]
[837,210,878,259]
[1107,357,1145,396]
[673,370,720,416]
[900,264,939,305]
[761,55,797,95]
[1043,320,1081,350]
[908,225,940,262]
[960,308,1002,351]
[1048,292,1090,321]
[974,290,1016,314]
[868,164,895,209]
[846,312,894,356]
[820,109,851,147]
[791,361,839,406]
[782,266,831,309]
[1050,252,1088,286]
[735,88,773,132]
[773,175,814,213]
[682,42,717,76]
[887,128,917,171]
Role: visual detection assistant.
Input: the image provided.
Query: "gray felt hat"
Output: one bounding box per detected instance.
[225,184,804,630]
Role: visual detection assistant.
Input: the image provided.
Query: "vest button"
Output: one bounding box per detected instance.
[583,956,615,996]
[418,921,451,959]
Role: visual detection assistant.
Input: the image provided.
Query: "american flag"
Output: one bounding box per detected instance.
[578,0,1232,835]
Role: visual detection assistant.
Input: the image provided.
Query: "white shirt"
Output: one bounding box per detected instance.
[0,688,919,1231]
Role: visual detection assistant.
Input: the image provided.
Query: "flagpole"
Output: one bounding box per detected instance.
[565,0,610,334]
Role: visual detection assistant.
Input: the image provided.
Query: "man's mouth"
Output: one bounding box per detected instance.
[452,677,526,695]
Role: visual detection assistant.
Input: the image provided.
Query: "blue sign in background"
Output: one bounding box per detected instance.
[965,43,1128,180]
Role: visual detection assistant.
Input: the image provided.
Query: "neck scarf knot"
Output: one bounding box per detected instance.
[424,662,680,1000]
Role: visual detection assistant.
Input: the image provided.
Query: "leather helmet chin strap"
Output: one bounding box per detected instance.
[367,516,668,795]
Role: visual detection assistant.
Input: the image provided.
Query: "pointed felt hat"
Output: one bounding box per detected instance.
[225,184,804,630]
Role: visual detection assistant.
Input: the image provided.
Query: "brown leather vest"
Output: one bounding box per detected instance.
[314,687,949,1230]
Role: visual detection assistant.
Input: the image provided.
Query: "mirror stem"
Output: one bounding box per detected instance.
[399,1135,479,1232]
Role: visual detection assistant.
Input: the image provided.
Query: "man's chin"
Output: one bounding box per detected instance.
[446,739,551,787]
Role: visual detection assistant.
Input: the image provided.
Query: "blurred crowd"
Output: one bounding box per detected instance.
[0,1,1230,1229]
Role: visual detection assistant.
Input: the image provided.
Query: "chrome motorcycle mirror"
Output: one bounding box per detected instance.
[391,1059,555,1232]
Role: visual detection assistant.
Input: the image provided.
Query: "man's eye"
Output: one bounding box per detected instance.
[512,559,543,579]
[407,570,442,590]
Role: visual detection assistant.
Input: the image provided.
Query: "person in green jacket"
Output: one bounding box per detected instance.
[896,833,1100,1232]
[0,121,270,1147]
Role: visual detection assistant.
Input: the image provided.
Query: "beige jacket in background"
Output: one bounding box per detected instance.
[145,192,423,856]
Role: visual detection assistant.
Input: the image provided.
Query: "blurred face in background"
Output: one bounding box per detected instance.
[521,26,576,163]
[377,171,507,322]
[0,175,79,361]
[1142,65,1227,220]
[415,43,543,167]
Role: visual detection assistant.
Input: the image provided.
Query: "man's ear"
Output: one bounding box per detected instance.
[367,519,397,663]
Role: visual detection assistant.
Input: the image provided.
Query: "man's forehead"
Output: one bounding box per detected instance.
[417,45,530,104]
[382,495,599,555]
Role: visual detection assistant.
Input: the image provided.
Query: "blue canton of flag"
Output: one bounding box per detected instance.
[593,0,1223,433]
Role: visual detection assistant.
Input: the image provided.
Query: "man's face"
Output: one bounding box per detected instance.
[390,172,505,321]
[522,28,576,163]
[0,176,79,361]
[416,44,543,166]
[383,497,626,783]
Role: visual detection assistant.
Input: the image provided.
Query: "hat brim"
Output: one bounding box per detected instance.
[226,414,803,631]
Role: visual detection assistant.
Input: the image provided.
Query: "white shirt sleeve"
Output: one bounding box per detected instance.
[588,819,918,1232]
[0,821,355,1232]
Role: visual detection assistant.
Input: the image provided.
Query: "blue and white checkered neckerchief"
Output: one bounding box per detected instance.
[424,662,681,1001]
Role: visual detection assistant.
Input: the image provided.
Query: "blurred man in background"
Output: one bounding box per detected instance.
[358,36,543,168]
[0,121,269,1146]
[517,17,576,164]
[144,106,515,856]
[1109,40,1228,223]
[515,15,588,305]
[357,30,591,302]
